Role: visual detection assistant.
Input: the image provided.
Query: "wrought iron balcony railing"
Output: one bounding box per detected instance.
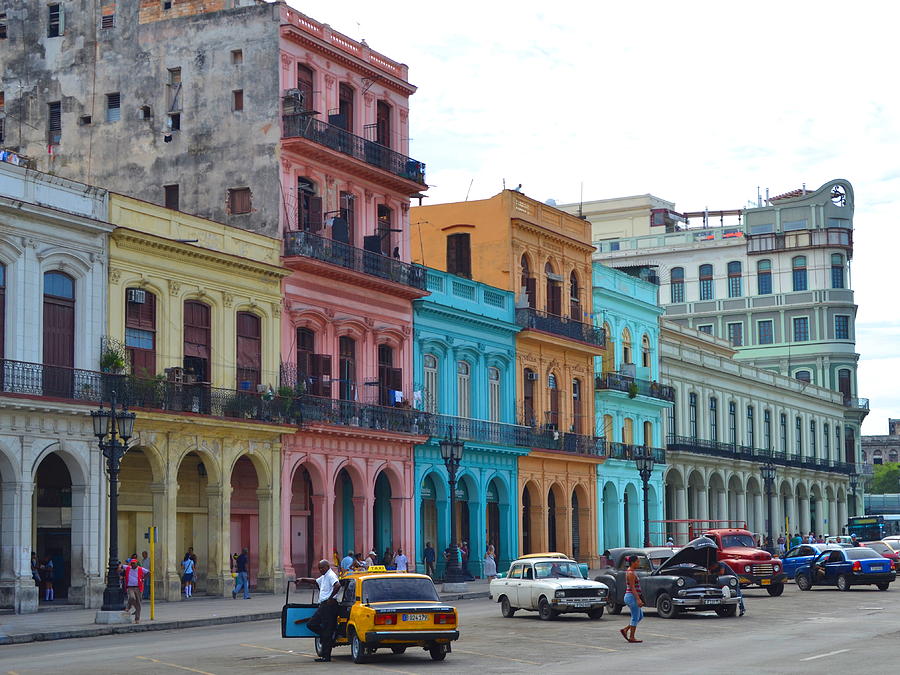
[607,442,667,464]
[594,373,675,402]
[282,113,426,185]
[296,393,428,435]
[515,308,606,347]
[843,396,870,411]
[527,427,608,457]
[284,230,427,290]
[667,434,854,475]
[429,413,533,447]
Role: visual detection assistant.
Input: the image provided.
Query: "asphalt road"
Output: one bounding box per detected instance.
[1,584,896,674]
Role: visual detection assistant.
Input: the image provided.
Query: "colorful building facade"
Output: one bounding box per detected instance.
[412,268,525,576]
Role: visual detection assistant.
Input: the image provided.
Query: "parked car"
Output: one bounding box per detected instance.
[825,535,854,546]
[489,556,608,620]
[778,544,843,578]
[795,547,897,592]
[862,541,900,569]
[595,538,741,619]
[703,528,787,596]
[282,567,459,663]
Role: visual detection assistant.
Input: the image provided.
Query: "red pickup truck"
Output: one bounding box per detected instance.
[703,528,787,596]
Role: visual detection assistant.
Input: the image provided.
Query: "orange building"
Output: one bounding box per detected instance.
[411,191,605,564]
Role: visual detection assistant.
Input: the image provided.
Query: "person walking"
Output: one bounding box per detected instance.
[140,551,151,599]
[181,552,195,598]
[233,547,251,599]
[121,557,148,623]
[294,560,341,662]
[483,545,497,581]
[620,555,644,643]
[394,548,409,572]
[424,542,436,578]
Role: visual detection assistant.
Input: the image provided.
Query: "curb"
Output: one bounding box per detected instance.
[440,591,491,601]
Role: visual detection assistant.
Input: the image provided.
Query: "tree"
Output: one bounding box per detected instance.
[869,463,900,494]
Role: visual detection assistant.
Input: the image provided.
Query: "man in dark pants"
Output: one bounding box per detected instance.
[296,560,342,662]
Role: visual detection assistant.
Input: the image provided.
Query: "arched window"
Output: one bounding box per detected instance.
[376,100,391,148]
[488,366,501,422]
[699,264,714,300]
[831,253,845,289]
[623,417,634,444]
[339,336,356,401]
[456,360,471,418]
[545,262,562,316]
[547,372,559,429]
[296,64,314,111]
[569,271,581,320]
[890,450,899,463]
[236,311,261,390]
[873,449,883,465]
[709,396,718,441]
[43,271,75,396]
[297,176,322,232]
[670,266,684,303]
[336,82,354,132]
[795,370,811,383]
[572,378,582,433]
[423,354,438,413]
[727,261,742,298]
[523,367,536,426]
[641,334,651,368]
[621,327,632,364]
[757,259,772,295]
[521,255,535,308]
[792,256,807,291]
[183,300,211,383]
[602,414,614,439]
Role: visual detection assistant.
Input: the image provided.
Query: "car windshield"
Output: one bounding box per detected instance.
[720,534,756,548]
[534,562,583,579]
[846,549,882,560]
[886,541,900,553]
[363,578,440,603]
[866,543,888,554]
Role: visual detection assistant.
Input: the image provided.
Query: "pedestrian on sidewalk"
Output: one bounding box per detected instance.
[121,557,148,623]
[31,552,41,587]
[233,547,251,599]
[181,553,195,598]
[39,556,54,602]
[483,545,497,581]
[424,542,435,578]
[394,548,408,572]
[294,560,341,663]
[620,555,644,643]
[140,551,151,599]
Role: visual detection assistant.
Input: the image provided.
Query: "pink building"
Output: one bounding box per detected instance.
[276,7,429,577]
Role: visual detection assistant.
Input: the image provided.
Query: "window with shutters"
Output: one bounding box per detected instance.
[232,90,243,112]
[523,368,535,426]
[423,354,438,413]
[546,372,559,429]
[231,50,243,65]
[377,344,401,406]
[48,4,62,37]
[48,101,62,144]
[106,93,121,122]
[838,368,852,403]
[183,301,211,382]
[298,178,321,232]
[667,396,677,436]
[764,410,772,450]
[376,100,391,148]
[457,361,471,418]
[488,366,500,422]
[338,336,356,401]
[228,187,251,215]
[823,422,830,457]
[621,327,632,364]
[699,264,714,300]
[521,255,536,308]
[335,191,355,245]
[795,416,802,454]
[792,256,807,291]
[446,233,471,278]
[709,397,718,441]
[641,334,651,368]
[545,262,562,316]
[728,401,737,446]
[831,253,845,289]
[780,413,787,452]
[377,204,394,257]
[164,184,179,210]
[167,68,182,112]
[296,327,314,392]
[569,271,581,320]
[335,83,353,131]
[727,261,742,298]
[236,312,261,390]
[810,420,817,457]
[670,267,684,302]
[43,271,75,397]
[297,65,314,112]
[689,393,698,439]
[757,259,772,294]
[125,289,156,377]
[746,405,755,447]
[571,378,582,433]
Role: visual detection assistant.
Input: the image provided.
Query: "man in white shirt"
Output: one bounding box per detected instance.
[295,560,341,662]
[394,548,408,572]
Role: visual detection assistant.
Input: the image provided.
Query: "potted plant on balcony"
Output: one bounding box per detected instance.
[628,382,639,399]
[100,346,127,374]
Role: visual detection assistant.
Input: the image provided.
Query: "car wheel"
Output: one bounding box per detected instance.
[837,575,851,592]
[587,607,604,619]
[429,643,448,661]
[609,602,623,615]
[766,583,785,597]
[314,636,324,657]
[715,605,737,617]
[538,597,557,621]
[500,596,517,618]
[656,592,677,619]
[350,629,366,664]
[796,573,812,591]
[391,647,407,654]
[876,583,890,591]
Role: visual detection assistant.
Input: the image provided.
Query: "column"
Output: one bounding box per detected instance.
[498,502,514,569]
[255,487,275,593]
[837,495,847,535]
[309,494,328,565]
[0,480,38,613]
[716,490,727,523]
[151,478,181,602]
[470,492,487,577]
[799,494,810,534]
[736,490,746,526]
[828,498,838,536]
[280,463,296,579]
[205,484,231,597]
[698,486,709,521]
[813,496,825,538]
[68,483,89,607]
[390,496,406,552]
[675,485,689,543]
[754,492,764,539]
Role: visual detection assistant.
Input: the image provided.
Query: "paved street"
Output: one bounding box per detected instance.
[1,583,895,674]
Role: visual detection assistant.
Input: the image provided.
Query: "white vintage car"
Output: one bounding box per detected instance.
[489,556,609,620]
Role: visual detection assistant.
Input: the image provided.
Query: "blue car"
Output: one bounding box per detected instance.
[795,547,896,591]
[780,544,843,578]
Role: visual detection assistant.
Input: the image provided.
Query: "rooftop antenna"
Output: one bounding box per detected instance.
[502,178,506,191]
[465,178,473,201]
[765,188,770,205]
[757,186,762,208]
[578,181,584,218]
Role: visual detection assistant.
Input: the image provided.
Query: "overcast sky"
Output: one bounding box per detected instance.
[288,0,898,435]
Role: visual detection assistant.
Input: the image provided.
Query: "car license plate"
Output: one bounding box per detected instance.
[761,578,771,585]
[872,566,884,572]
[703,599,719,605]
[572,602,590,608]
[402,614,428,622]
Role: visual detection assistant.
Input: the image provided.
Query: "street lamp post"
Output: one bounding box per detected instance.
[439,426,465,588]
[848,472,859,518]
[634,447,655,547]
[91,388,136,615]
[761,462,776,554]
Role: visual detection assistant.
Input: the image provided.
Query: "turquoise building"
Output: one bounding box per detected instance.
[593,264,672,549]
[413,268,526,577]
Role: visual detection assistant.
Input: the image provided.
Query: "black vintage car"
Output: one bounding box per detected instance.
[595,537,741,619]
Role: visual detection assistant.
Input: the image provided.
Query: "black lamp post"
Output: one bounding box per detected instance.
[848,472,859,518]
[91,389,136,612]
[439,426,465,584]
[761,461,776,554]
[634,447,655,547]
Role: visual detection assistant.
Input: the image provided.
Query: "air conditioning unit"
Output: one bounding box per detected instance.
[127,288,146,304]
[526,372,540,381]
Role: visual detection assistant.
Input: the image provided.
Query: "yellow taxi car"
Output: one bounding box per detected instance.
[282,566,459,664]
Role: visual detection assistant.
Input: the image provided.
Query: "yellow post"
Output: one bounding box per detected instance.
[149,526,156,621]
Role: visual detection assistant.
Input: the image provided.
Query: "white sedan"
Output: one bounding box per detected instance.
[489,557,609,620]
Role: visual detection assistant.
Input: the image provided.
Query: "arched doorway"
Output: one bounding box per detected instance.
[176,452,209,593]
[373,473,393,559]
[486,477,502,565]
[602,481,619,550]
[547,488,558,552]
[522,484,533,554]
[34,453,72,601]
[420,474,440,569]
[230,456,260,589]
[118,448,156,589]
[335,469,356,559]
[290,465,315,579]
[571,490,580,561]
[571,484,591,562]
[624,483,640,547]
[455,475,476,576]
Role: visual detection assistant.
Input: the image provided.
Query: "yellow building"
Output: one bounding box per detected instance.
[107,194,293,600]
[411,191,606,564]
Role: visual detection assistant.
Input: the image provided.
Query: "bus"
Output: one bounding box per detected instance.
[847,515,900,541]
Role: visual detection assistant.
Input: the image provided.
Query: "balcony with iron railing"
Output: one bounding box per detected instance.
[595,373,675,403]
[515,308,606,348]
[428,413,533,448]
[607,442,667,464]
[283,229,427,291]
[843,396,870,412]
[667,434,855,475]
[281,113,426,186]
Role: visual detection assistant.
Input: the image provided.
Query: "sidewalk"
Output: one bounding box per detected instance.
[0,580,491,645]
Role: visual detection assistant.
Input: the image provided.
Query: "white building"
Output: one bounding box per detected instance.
[0,161,113,613]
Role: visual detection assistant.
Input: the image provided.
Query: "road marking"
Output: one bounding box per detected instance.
[860,607,884,610]
[801,649,851,661]
[526,637,617,653]
[136,656,216,675]
[455,648,541,664]
[240,643,420,674]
